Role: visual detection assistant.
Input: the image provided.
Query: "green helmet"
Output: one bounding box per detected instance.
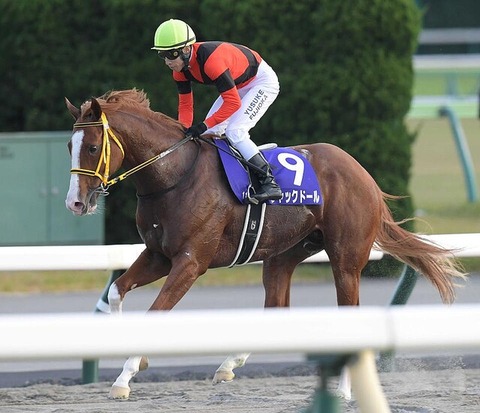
[152,19,196,51]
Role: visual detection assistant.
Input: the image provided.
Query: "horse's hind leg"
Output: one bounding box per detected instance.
[323,198,379,400]
[212,353,251,384]
[213,249,304,384]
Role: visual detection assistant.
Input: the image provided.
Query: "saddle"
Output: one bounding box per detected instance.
[215,138,323,206]
[214,138,323,266]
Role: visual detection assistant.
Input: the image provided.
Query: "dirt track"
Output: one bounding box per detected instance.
[1,364,479,413]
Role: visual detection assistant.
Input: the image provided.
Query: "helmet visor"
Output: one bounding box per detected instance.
[157,48,183,60]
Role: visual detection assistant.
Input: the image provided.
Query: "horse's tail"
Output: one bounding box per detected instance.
[375,193,466,304]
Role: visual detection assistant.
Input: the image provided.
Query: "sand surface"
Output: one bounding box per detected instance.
[1,366,479,413]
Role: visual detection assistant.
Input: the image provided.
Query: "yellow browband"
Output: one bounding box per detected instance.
[71,113,125,190]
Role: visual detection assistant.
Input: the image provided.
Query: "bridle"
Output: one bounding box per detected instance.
[72,113,124,194]
[71,112,194,195]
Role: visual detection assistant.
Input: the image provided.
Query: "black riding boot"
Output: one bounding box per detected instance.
[248,153,282,203]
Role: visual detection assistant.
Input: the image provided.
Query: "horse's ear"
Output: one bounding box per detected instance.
[65,97,80,120]
[90,98,102,121]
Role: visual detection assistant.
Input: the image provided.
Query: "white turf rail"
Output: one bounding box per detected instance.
[0,233,479,271]
[0,305,479,361]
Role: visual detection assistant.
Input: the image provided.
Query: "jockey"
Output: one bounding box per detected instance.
[152,18,282,203]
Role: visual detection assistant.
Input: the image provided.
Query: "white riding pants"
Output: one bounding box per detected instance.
[204,60,280,160]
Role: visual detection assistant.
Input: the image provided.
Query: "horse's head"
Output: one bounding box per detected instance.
[64,97,125,216]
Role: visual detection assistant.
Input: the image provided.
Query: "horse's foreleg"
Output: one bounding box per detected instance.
[212,353,251,384]
[108,249,171,399]
[107,277,144,399]
[111,254,204,396]
[107,282,124,314]
[108,249,172,315]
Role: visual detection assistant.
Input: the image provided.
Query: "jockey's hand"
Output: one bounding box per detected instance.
[186,122,207,138]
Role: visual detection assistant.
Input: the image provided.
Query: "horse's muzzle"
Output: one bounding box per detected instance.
[65,188,99,216]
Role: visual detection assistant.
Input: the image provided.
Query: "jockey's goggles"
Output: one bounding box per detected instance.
[157,48,183,60]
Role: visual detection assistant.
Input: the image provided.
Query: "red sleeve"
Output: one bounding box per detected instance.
[202,68,241,128]
[178,91,193,127]
[173,72,193,127]
[204,87,241,128]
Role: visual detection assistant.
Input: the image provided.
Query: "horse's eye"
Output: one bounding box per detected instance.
[88,145,99,155]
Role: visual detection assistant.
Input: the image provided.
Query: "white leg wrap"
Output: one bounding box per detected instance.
[112,356,142,390]
[107,283,123,314]
[107,283,137,399]
[213,353,250,384]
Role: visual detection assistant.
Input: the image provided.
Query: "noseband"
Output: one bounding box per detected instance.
[71,113,193,195]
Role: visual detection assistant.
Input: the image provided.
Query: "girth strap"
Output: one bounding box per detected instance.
[229,202,267,267]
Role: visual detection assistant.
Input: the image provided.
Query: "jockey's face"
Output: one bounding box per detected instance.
[164,54,184,72]
[163,46,191,72]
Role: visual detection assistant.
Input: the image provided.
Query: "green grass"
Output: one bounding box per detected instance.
[413,70,480,96]
[407,118,480,234]
[0,270,112,294]
[0,264,334,294]
[407,117,480,273]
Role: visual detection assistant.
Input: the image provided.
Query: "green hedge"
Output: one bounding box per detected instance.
[0,0,421,247]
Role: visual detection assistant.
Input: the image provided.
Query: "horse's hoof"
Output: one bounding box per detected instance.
[139,356,149,371]
[109,385,131,399]
[212,369,235,384]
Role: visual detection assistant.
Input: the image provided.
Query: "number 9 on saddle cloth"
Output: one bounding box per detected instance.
[216,139,323,206]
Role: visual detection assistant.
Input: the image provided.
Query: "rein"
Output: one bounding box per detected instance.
[136,140,200,199]
[71,113,194,195]
[197,136,265,175]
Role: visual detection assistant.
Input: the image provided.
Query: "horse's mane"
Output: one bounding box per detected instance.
[97,89,151,111]
[83,88,183,130]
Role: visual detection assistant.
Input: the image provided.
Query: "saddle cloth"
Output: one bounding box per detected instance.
[215,138,323,205]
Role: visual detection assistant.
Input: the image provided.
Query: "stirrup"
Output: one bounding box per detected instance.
[247,185,260,205]
[248,184,282,204]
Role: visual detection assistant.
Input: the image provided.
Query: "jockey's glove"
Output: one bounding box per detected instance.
[186,122,207,138]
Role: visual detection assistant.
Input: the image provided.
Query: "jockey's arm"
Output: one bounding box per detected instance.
[204,69,241,128]
[176,80,193,128]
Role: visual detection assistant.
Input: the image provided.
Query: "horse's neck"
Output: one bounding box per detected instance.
[107,108,204,194]
[119,122,198,195]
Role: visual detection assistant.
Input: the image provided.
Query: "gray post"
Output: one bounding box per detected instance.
[438,106,478,203]
[378,265,419,372]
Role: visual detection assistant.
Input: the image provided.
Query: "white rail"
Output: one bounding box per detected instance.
[419,28,480,45]
[0,305,478,360]
[0,233,479,271]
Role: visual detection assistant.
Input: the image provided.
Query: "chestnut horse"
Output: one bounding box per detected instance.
[65,89,463,399]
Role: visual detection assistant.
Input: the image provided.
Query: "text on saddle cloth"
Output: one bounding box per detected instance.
[216,139,323,205]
